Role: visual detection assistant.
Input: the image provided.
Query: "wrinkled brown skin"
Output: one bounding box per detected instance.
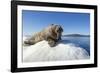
[24,24,63,47]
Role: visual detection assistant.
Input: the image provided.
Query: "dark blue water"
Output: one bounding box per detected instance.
[61,37,90,55]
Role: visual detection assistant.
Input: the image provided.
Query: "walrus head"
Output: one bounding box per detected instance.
[50,24,63,41]
[55,25,63,41]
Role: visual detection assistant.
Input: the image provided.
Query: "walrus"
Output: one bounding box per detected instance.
[24,24,63,47]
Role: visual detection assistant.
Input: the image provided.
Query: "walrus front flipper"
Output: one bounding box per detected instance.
[47,38,56,47]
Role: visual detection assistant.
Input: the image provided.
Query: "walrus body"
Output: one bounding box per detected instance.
[24,24,63,47]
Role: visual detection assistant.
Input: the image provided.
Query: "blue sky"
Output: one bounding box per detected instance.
[22,10,90,36]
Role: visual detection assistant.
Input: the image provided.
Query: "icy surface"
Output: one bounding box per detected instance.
[23,37,89,62]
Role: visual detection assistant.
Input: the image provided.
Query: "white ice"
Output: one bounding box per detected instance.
[23,37,89,62]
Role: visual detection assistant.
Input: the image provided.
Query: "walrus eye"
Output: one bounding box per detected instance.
[57,29,59,32]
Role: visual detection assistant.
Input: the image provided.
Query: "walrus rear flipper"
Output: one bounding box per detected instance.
[24,40,35,46]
